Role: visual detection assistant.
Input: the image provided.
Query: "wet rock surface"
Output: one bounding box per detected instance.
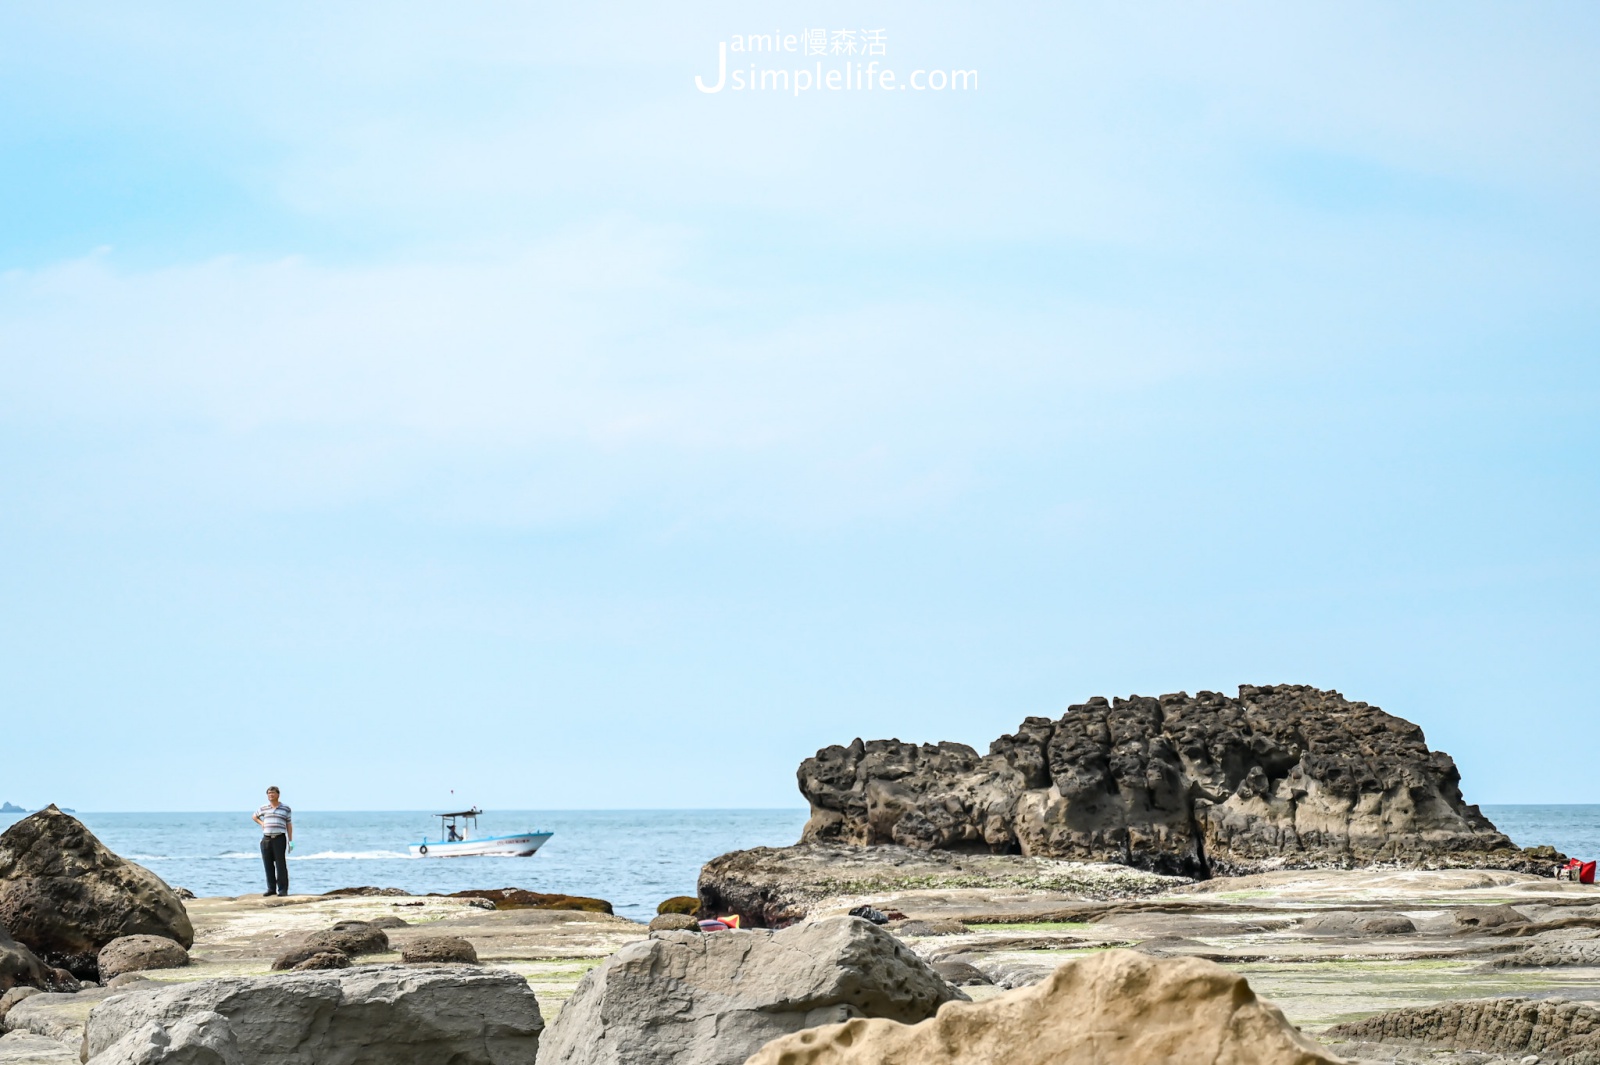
[747,948,1344,1065]
[798,685,1545,878]
[0,808,194,979]
[538,915,964,1065]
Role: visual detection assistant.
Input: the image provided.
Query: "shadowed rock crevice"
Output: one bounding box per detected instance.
[798,685,1547,878]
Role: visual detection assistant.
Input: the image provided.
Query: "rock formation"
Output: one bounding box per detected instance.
[83,965,544,1065]
[1326,996,1600,1061]
[746,948,1343,1065]
[439,889,613,914]
[0,807,194,978]
[302,921,389,957]
[698,843,1184,928]
[799,684,1538,878]
[96,936,190,981]
[538,916,964,1065]
[400,936,478,965]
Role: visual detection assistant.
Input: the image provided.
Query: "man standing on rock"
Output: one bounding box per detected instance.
[252,786,293,897]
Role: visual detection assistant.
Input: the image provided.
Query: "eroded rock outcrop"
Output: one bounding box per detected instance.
[747,948,1343,1065]
[698,843,1184,929]
[799,685,1537,878]
[1326,996,1600,1061]
[83,965,543,1065]
[0,807,193,978]
[537,915,963,1065]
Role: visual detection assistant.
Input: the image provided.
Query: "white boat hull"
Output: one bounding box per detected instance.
[409,832,553,859]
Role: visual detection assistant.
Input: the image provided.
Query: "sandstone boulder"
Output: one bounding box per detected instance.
[306,921,388,957]
[84,965,544,1065]
[289,952,349,972]
[0,807,193,978]
[1297,912,1415,937]
[1454,903,1529,930]
[271,946,334,972]
[98,936,190,981]
[538,916,963,1065]
[930,959,991,986]
[747,948,1342,1065]
[798,685,1540,878]
[657,897,699,916]
[0,926,50,993]
[647,914,699,933]
[400,937,477,965]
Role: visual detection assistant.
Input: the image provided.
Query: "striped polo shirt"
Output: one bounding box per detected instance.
[256,803,292,836]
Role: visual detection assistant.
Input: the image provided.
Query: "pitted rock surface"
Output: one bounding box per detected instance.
[746,948,1343,1065]
[799,684,1538,878]
[0,808,193,979]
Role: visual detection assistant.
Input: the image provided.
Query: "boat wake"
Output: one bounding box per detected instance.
[215,850,412,860]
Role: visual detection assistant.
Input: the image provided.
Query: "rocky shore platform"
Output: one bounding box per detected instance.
[7,680,1600,1064]
[15,860,1600,1063]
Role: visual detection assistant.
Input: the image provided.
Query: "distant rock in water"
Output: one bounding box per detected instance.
[0,803,23,814]
[799,684,1545,878]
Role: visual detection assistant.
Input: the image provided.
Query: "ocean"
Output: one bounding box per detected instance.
[1,805,1593,922]
[0,809,809,922]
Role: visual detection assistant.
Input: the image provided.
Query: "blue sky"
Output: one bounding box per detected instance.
[1,2,1595,812]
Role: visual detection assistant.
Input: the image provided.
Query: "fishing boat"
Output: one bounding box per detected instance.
[408,808,553,859]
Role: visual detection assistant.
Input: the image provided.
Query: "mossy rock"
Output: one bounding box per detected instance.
[440,888,613,914]
[657,896,700,916]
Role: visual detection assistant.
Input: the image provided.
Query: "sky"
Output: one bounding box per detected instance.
[0,2,1596,812]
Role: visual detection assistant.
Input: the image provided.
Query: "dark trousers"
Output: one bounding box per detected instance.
[260,833,289,894]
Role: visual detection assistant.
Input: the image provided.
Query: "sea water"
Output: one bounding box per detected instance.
[1,805,1595,922]
[0,809,808,921]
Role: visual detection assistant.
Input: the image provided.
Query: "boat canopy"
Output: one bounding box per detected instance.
[436,808,483,819]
